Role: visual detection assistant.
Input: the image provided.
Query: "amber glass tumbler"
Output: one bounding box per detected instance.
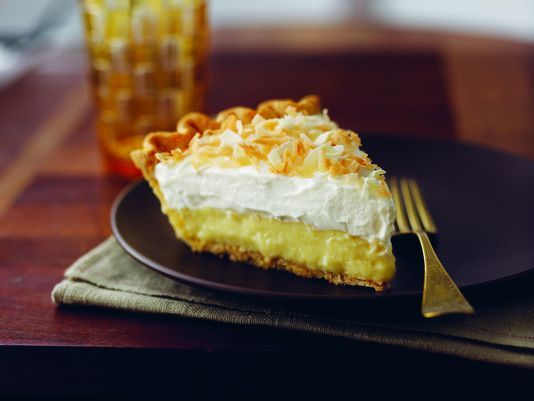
[81,0,208,177]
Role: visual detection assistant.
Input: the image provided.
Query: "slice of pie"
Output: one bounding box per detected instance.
[131,95,396,291]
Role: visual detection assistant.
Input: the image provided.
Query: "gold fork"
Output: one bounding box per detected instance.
[390,177,474,318]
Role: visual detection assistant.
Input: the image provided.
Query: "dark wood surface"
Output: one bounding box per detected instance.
[1,25,533,399]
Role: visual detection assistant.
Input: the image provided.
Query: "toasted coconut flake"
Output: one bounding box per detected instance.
[137,95,388,191]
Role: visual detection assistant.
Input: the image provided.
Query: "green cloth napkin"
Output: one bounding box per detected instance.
[52,237,534,368]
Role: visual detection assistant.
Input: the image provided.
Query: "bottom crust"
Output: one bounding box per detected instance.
[188,239,388,292]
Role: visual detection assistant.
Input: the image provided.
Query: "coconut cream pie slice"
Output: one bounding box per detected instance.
[131,95,396,291]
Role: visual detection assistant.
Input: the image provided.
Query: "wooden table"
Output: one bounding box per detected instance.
[1,26,533,399]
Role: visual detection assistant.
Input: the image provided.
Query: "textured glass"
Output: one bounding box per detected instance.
[81,0,208,176]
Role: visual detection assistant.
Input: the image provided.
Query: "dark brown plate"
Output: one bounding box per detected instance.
[111,136,534,300]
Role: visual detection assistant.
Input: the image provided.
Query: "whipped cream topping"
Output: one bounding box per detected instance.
[155,157,396,242]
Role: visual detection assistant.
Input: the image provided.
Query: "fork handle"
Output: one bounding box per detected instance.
[415,231,475,317]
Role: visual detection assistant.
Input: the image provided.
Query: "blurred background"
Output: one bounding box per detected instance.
[3,0,534,53]
[1,0,533,160]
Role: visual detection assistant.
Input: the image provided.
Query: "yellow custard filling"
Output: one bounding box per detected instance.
[164,207,395,283]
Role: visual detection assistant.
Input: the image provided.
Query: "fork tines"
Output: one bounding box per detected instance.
[390,177,437,234]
